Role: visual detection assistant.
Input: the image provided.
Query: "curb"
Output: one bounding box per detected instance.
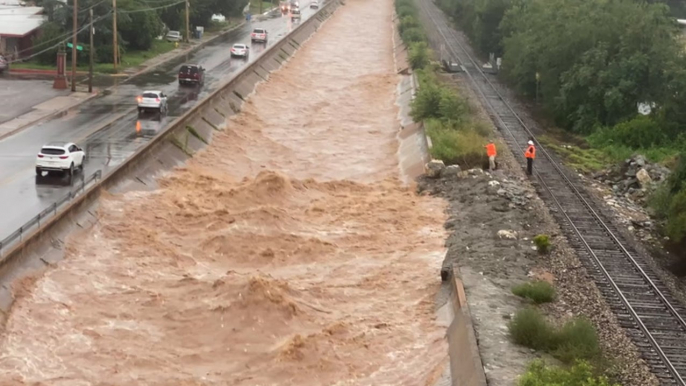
[2,21,248,142]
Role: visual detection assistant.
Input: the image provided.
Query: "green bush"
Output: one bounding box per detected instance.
[399,15,419,33]
[408,41,430,69]
[648,183,672,220]
[518,360,618,386]
[508,308,557,350]
[401,27,426,43]
[509,309,602,364]
[588,116,667,149]
[553,317,601,363]
[396,5,415,17]
[512,281,556,304]
[425,119,488,167]
[533,234,551,254]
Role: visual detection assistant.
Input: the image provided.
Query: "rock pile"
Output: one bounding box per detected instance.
[593,154,670,204]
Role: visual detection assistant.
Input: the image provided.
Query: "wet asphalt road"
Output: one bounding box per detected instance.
[0,6,318,242]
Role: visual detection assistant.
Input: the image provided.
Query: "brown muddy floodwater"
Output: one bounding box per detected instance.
[0,0,449,384]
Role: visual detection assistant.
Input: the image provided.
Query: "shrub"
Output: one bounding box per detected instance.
[648,183,672,220]
[408,41,430,69]
[396,4,416,18]
[665,188,686,244]
[588,115,667,149]
[425,119,487,167]
[508,308,557,350]
[512,280,556,304]
[533,234,551,254]
[553,317,601,363]
[518,360,618,386]
[509,309,602,364]
[401,27,426,43]
[399,15,419,33]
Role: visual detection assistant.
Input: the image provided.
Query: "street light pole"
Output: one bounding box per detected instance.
[89,8,94,93]
[113,0,118,72]
[71,0,78,92]
[185,0,190,43]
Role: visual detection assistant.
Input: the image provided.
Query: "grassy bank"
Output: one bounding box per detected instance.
[509,280,619,385]
[396,0,494,168]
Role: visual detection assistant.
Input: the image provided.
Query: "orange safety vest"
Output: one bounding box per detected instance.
[485,143,497,157]
[525,145,536,159]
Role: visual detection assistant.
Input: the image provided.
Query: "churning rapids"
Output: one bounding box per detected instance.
[0,0,449,384]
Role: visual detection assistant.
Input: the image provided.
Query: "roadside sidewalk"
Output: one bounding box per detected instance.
[0,18,255,142]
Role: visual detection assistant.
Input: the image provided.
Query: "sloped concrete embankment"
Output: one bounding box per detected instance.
[392,16,430,182]
[0,0,343,309]
[391,13,488,386]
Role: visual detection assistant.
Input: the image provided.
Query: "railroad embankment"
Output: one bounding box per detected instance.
[403,0,663,384]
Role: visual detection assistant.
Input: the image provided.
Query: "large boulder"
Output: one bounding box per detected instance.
[636,168,652,187]
[425,160,446,178]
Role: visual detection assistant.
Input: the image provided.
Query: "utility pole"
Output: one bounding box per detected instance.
[185,0,190,43]
[89,8,94,93]
[259,0,262,15]
[112,0,118,72]
[71,0,77,92]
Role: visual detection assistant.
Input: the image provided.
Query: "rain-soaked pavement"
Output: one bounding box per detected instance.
[0,5,317,241]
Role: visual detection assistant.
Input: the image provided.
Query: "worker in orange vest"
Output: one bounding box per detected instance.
[525,140,536,175]
[484,140,497,171]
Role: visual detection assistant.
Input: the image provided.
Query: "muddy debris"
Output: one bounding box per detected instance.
[419,158,657,385]
[593,154,670,205]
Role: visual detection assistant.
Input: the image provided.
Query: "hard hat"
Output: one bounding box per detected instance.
[528,140,534,145]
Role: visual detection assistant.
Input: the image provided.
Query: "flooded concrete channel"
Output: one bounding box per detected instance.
[0,0,451,384]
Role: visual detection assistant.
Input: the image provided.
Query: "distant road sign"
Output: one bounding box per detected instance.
[66,42,83,51]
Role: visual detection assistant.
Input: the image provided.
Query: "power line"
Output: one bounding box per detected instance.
[7,10,112,64]
[117,0,185,13]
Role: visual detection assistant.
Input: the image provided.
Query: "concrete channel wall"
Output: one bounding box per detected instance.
[392,14,488,386]
[0,0,342,270]
[393,15,430,181]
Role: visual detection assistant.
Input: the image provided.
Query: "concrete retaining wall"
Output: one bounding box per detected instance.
[393,15,430,183]
[0,0,343,270]
[447,266,488,386]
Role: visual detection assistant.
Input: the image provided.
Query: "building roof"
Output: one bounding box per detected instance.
[0,7,44,37]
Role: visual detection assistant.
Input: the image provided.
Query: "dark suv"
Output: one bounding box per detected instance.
[178,64,204,86]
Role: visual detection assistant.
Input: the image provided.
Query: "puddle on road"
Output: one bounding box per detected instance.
[0,0,449,384]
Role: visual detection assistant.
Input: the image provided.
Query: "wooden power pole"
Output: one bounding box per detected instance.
[89,8,94,93]
[185,0,190,42]
[112,0,118,72]
[71,0,77,92]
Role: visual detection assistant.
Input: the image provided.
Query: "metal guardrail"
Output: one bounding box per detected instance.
[0,170,102,257]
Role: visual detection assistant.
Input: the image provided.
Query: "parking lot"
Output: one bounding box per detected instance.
[0,77,69,124]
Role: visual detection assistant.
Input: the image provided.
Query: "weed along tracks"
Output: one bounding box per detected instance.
[418,0,686,383]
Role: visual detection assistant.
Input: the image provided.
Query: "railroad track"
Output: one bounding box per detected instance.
[416,0,686,384]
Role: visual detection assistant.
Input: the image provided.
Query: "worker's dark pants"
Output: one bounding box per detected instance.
[527,158,533,175]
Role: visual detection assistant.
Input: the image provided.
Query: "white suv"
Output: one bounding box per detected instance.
[137,90,168,115]
[36,142,86,176]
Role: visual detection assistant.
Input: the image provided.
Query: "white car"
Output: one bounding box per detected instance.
[36,142,85,176]
[291,8,301,21]
[251,28,268,43]
[230,43,249,58]
[166,31,182,42]
[310,0,319,8]
[137,90,168,115]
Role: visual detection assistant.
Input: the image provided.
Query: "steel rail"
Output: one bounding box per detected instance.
[417,0,686,383]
